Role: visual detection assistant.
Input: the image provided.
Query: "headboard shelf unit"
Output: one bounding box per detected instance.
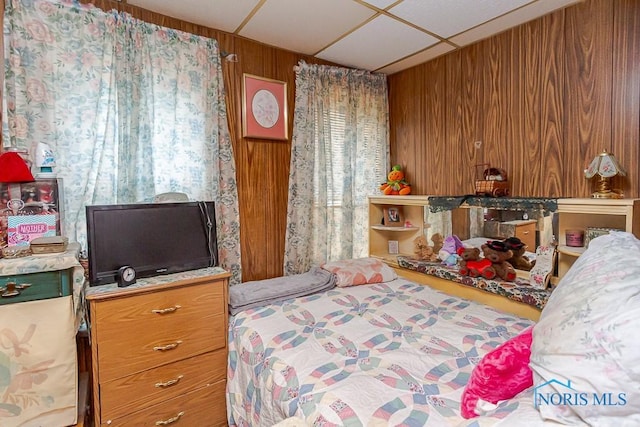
[556,198,640,277]
[368,195,430,267]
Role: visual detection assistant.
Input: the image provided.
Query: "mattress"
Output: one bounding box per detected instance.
[227,278,551,426]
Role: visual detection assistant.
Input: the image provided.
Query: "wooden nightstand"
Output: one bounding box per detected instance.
[86,267,230,427]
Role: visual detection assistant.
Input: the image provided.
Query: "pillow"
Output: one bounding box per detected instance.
[530,231,640,426]
[321,257,397,287]
[461,327,534,419]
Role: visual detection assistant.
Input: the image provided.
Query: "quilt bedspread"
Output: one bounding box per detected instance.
[227,278,537,426]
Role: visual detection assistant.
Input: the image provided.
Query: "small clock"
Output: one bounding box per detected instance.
[117,265,136,287]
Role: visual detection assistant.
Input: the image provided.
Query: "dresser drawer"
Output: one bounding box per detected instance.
[514,222,536,250]
[93,281,226,381]
[0,269,73,305]
[100,349,227,420]
[101,380,227,427]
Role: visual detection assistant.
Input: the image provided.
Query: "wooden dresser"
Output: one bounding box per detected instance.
[86,267,230,427]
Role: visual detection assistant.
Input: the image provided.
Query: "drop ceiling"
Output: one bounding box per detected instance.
[126,0,582,74]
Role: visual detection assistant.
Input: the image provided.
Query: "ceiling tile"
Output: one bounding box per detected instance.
[389,0,533,38]
[316,14,439,71]
[127,0,260,33]
[360,0,400,10]
[377,42,456,74]
[450,0,583,46]
[238,0,375,55]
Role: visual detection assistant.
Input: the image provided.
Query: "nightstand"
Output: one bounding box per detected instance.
[0,243,86,427]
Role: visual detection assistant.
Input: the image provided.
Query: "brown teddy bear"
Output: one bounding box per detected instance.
[481,241,517,282]
[413,235,438,262]
[431,233,444,256]
[457,247,496,279]
[504,237,535,271]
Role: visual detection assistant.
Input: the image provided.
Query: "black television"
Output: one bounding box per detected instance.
[86,201,217,286]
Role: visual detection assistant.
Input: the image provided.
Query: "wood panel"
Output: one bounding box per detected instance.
[563,0,613,198]
[389,0,640,201]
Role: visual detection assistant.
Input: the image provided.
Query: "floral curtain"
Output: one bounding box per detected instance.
[283,61,389,275]
[3,0,242,284]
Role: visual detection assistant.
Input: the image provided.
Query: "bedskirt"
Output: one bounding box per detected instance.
[396,256,551,310]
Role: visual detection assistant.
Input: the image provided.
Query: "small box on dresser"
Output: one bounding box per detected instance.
[85,267,230,427]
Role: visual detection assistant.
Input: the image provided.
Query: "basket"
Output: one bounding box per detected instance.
[474,164,510,197]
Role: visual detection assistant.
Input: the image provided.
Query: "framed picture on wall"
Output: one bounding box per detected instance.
[383,206,404,227]
[242,73,288,140]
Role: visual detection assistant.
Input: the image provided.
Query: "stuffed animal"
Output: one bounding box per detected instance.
[413,235,438,262]
[504,237,535,271]
[439,234,464,263]
[380,165,411,195]
[457,247,496,280]
[431,233,444,256]
[481,240,517,282]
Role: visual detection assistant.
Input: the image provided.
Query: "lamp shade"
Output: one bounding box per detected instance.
[584,150,626,179]
[0,151,35,183]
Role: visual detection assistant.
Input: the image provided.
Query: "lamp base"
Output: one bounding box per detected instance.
[591,190,624,199]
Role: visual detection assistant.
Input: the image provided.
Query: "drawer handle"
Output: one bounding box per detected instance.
[153,340,183,352]
[522,231,530,235]
[155,375,184,388]
[1,282,31,298]
[155,411,185,426]
[151,305,182,314]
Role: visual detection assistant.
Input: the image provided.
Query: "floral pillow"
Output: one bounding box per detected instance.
[461,327,534,419]
[530,232,640,425]
[321,257,397,287]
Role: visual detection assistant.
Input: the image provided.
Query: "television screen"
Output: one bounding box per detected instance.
[86,201,217,286]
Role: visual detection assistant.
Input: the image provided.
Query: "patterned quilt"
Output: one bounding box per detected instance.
[227,278,541,426]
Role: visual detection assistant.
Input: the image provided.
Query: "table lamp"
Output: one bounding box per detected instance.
[584,150,625,199]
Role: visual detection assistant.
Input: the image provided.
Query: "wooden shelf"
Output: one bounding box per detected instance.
[557,245,586,257]
[371,225,419,232]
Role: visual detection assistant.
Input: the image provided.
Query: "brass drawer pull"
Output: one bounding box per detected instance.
[522,230,530,235]
[155,375,184,388]
[151,305,181,314]
[1,282,31,298]
[153,340,183,351]
[155,411,185,425]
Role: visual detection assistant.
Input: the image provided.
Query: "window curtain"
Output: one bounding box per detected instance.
[3,0,242,284]
[283,61,389,275]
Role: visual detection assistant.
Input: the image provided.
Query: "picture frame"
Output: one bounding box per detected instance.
[242,73,288,140]
[383,206,403,227]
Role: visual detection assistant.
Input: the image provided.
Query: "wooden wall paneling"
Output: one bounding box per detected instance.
[460,43,486,196]
[389,67,425,193]
[563,0,614,198]
[483,34,511,187]
[423,56,448,195]
[611,0,640,198]
[445,52,465,196]
[517,19,542,197]
[538,11,566,197]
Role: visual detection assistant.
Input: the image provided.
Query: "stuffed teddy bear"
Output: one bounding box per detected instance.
[413,235,438,262]
[431,233,444,256]
[457,247,496,280]
[504,237,535,271]
[481,240,517,282]
[380,165,411,195]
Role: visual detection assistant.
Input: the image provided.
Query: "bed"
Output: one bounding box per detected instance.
[227,232,640,427]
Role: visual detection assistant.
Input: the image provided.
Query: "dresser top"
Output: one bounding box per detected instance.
[0,242,81,276]
[86,266,229,299]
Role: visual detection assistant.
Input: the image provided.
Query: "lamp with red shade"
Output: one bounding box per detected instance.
[0,148,35,214]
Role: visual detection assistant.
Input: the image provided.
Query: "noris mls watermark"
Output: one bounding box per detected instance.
[534,379,627,408]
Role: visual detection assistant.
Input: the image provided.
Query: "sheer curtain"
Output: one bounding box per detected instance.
[3,0,242,283]
[284,61,389,275]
